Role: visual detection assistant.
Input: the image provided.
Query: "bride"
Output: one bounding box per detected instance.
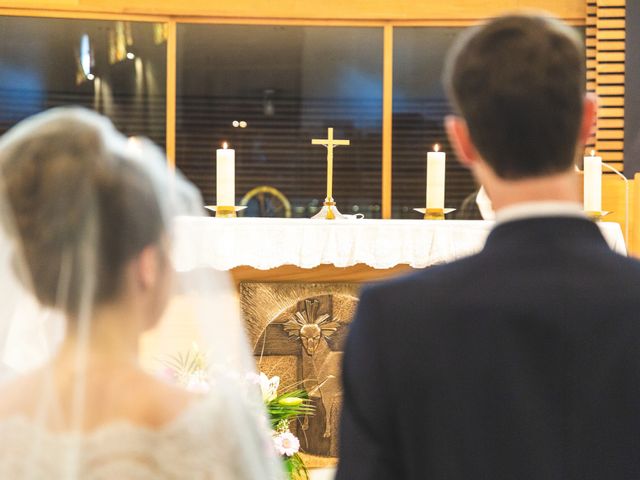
[0,108,283,479]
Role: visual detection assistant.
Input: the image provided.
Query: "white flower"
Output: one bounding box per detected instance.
[259,372,280,403]
[273,430,300,457]
[185,372,211,394]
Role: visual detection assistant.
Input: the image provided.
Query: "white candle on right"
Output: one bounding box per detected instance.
[216,142,235,207]
[426,144,446,209]
[583,150,602,213]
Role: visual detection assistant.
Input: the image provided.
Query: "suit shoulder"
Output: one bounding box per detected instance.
[607,252,640,280]
[360,253,484,301]
[613,252,640,269]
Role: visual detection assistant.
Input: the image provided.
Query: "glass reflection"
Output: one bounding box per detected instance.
[392,27,476,219]
[176,25,383,218]
[0,16,167,147]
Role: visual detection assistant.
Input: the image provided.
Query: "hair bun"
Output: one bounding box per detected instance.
[0,113,163,317]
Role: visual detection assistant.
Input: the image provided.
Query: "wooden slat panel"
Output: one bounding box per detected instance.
[596,73,625,84]
[598,85,625,95]
[596,128,624,138]
[598,151,624,161]
[598,0,625,6]
[586,1,596,151]
[596,40,625,50]
[598,107,624,118]
[597,7,625,17]
[596,29,625,40]
[598,118,624,128]
[597,140,624,150]
[596,62,624,72]
[603,162,624,170]
[597,19,625,28]
[597,51,625,61]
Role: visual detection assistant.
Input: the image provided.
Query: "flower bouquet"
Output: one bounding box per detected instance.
[163,344,314,480]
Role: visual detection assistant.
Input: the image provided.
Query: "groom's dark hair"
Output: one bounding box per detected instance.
[443,13,586,179]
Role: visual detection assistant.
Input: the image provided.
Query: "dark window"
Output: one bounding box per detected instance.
[393,27,476,218]
[176,25,383,218]
[0,16,167,146]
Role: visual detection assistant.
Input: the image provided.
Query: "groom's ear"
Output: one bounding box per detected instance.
[135,245,160,291]
[445,115,480,168]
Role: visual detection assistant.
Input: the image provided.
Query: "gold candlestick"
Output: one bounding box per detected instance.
[205,205,247,218]
[311,127,350,220]
[413,207,456,220]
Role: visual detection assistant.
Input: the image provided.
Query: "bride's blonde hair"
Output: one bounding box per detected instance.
[0,114,164,317]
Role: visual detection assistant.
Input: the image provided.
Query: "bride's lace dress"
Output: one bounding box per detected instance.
[0,395,276,479]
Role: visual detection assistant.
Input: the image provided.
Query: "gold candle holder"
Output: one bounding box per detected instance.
[205,205,247,218]
[311,200,346,220]
[585,210,610,221]
[413,207,456,220]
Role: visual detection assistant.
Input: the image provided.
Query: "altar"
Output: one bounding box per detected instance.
[175,217,626,273]
[172,217,626,473]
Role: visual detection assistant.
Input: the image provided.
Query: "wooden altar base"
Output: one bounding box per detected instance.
[231,263,414,286]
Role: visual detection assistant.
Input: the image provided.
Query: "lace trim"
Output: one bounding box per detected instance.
[0,396,233,479]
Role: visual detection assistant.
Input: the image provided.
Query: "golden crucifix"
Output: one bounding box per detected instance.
[311,127,350,219]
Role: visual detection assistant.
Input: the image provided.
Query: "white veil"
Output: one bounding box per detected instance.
[0,108,282,479]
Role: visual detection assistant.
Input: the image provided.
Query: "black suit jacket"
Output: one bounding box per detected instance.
[337,217,640,480]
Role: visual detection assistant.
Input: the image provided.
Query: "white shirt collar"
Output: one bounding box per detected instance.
[495,201,587,225]
[475,186,495,220]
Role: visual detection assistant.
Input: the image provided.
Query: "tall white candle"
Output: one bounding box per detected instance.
[216,142,235,207]
[583,150,602,213]
[426,144,446,209]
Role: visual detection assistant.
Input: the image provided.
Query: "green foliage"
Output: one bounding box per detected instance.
[267,387,314,479]
[163,347,314,480]
[165,347,208,384]
[285,453,310,480]
[267,389,314,428]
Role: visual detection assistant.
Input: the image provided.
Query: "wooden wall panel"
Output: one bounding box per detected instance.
[634,174,640,256]
[0,0,585,21]
[593,0,626,169]
[586,0,597,154]
[600,175,634,248]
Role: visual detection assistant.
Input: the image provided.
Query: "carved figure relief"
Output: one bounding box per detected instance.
[240,283,359,466]
[284,299,342,438]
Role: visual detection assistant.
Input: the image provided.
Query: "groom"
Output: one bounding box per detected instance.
[337,13,640,480]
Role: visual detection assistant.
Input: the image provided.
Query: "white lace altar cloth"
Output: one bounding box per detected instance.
[173,218,627,271]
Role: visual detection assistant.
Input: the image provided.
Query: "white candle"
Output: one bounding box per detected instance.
[583,150,602,213]
[426,144,446,209]
[216,142,235,207]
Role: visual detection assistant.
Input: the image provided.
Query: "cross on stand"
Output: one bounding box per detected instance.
[311,127,350,219]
